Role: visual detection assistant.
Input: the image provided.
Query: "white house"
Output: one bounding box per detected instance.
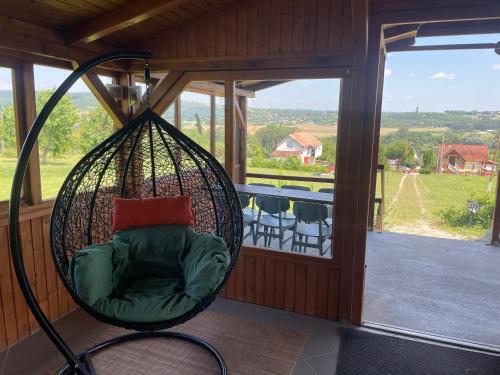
[272,131,322,165]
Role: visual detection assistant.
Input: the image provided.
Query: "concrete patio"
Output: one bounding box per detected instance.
[243,225,500,348]
[365,232,500,348]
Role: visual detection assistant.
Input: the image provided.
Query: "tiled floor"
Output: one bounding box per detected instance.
[0,298,342,375]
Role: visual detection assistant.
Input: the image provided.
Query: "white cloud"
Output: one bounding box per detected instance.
[384,68,392,77]
[493,64,500,70]
[409,73,415,77]
[431,72,456,80]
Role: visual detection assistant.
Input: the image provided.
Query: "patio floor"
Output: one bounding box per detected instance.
[365,232,500,348]
[0,298,343,375]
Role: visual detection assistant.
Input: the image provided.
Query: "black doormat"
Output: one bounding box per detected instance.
[336,328,500,375]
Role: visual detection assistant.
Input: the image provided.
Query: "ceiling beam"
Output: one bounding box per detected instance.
[384,24,420,44]
[0,29,126,71]
[0,14,127,72]
[417,19,500,37]
[67,0,185,44]
[187,81,255,98]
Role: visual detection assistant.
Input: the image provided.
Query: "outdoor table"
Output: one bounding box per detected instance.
[234,184,334,205]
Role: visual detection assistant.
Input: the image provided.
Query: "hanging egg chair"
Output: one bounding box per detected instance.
[9,52,242,375]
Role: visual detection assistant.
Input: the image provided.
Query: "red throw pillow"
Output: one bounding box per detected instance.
[112,195,195,232]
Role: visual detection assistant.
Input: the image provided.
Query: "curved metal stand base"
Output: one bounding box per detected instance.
[56,331,227,375]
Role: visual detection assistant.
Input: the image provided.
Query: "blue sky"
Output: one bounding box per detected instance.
[0,34,499,112]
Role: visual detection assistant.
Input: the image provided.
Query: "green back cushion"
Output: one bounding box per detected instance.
[70,244,114,306]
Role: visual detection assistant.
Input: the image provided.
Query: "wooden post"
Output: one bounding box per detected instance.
[335,0,384,324]
[367,49,386,231]
[210,94,216,156]
[236,96,247,184]
[224,80,236,180]
[174,95,181,130]
[12,61,42,204]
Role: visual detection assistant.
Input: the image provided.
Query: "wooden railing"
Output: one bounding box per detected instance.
[246,172,335,185]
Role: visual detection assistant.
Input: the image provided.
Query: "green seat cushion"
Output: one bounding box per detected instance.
[70,225,230,323]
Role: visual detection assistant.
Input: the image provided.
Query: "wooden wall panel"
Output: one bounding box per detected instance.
[0,211,77,351]
[221,247,340,321]
[138,0,352,60]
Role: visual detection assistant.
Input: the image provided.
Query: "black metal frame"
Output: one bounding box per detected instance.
[8,52,242,374]
[56,331,227,375]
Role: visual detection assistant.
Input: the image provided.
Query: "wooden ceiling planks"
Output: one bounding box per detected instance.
[0,0,241,48]
[129,0,352,69]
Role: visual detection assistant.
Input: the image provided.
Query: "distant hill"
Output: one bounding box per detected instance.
[0,90,99,113]
[1,90,500,130]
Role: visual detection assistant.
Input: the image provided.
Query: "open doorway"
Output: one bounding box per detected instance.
[364,32,500,350]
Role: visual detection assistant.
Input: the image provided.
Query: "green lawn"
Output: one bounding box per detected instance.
[379,171,496,239]
[0,155,81,201]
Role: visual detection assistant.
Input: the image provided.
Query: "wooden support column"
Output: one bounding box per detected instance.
[12,61,41,204]
[236,96,247,184]
[174,96,182,130]
[224,80,236,180]
[210,95,216,156]
[335,0,383,324]
[367,49,386,231]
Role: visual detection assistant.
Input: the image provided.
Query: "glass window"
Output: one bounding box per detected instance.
[0,68,15,201]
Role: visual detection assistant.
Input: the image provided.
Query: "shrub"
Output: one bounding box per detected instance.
[249,157,328,173]
[439,193,494,229]
[419,168,432,175]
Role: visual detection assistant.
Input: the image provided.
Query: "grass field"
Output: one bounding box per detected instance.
[379,171,496,239]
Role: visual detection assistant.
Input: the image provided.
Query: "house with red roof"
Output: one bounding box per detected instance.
[272,131,322,165]
[438,144,491,174]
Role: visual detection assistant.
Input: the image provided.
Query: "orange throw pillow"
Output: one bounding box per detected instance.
[112,195,195,232]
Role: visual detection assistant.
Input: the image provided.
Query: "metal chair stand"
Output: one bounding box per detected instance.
[56,331,227,375]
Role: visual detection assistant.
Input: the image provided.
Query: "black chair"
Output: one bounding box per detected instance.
[8,52,242,375]
[239,193,255,242]
[291,201,332,256]
[318,187,335,226]
[254,195,294,249]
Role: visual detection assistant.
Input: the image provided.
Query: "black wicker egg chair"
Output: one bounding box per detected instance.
[8,52,242,375]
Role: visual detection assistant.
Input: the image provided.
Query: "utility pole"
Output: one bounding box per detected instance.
[488,130,500,193]
[437,127,446,174]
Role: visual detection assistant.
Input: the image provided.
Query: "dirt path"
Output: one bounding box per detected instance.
[387,174,407,212]
[387,174,468,240]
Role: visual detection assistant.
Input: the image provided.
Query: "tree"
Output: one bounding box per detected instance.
[0,105,16,156]
[384,140,407,160]
[79,107,113,153]
[255,125,296,157]
[317,136,336,164]
[422,149,436,168]
[37,89,78,163]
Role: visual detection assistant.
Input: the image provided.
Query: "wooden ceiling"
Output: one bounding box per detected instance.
[0,0,243,47]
